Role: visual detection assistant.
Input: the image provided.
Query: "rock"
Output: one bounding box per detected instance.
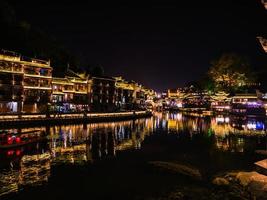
[149,161,202,180]
[236,171,267,187]
[167,191,184,200]
[230,171,267,200]
[212,177,229,186]
[236,171,259,186]
[248,181,267,200]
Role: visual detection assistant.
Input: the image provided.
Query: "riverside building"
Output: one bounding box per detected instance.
[0,50,52,114]
[91,76,116,112]
[0,50,153,114]
[51,70,92,113]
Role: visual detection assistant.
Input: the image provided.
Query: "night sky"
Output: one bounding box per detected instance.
[8,0,267,91]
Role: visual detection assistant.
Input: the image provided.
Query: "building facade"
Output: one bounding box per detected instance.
[51,70,93,113]
[114,77,135,110]
[0,50,52,114]
[91,76,116,112]
[0,50,154,114]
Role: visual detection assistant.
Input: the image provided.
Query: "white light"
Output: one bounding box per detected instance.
[176,102,183,108]
[247,123,256,130]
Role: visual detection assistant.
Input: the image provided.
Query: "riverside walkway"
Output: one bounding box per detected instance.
[0,111,152,127]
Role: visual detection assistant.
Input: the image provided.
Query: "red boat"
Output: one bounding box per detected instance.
[0,130,47,149]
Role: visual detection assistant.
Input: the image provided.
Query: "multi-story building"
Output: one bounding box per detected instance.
[0,50,52,114]
[114,77,156,110]
[114,77,135,110]
[65,70,91,112]
[143,87,156,101]
[22,56,52,113]
[0,50,154,114]
[91,76,116,112]
[167,89,180,99]
[52,77,72,112]
[52,70,92,112]
[134,85,145,107]
[0,50,23,113]
[210,91,231,112]
[167,88,191,101]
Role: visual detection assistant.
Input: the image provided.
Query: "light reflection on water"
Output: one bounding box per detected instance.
[0,112,266,197]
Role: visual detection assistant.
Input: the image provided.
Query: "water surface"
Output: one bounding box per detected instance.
[1,112,266,199]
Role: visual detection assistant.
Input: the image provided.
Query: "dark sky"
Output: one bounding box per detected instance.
[8,0,267,91]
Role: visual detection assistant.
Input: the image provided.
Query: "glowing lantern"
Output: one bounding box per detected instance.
[16,137,21,143]
[16,150,21,156]
[7,136,13,144]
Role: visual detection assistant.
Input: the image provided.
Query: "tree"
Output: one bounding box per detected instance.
[208,53,255,92]
[0,0,78,76]
[198,75,215,93]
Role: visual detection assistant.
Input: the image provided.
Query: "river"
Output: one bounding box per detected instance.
[0,112,266,199]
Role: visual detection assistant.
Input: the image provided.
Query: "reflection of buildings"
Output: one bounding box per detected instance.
[230,117,266,134]
[216,136,245,153]
[89,119,151,159]
[46,113,265,157]
[49,125,91,164]
[19,153,51,186]
[0,170,19,197]
[51,144,90,164]
[211,115,266,136]
[48,119,153,163]
[158,112,209,134]
[167,113,183,132]
[211,116,266,152]
[50,125,90,147]
[0,152,51,197]
[2,113,267,198]
[0,127,48,169]
[211,116,232,137]
[153,112,267,153]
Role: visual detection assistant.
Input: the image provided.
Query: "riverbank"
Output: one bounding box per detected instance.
[0,111,152,128]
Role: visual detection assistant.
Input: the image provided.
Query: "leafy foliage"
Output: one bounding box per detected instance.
[208,53,255,92]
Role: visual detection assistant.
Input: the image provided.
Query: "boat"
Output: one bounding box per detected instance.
[0,130,47,149]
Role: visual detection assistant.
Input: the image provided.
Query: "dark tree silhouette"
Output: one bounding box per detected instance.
[0,0,78,76]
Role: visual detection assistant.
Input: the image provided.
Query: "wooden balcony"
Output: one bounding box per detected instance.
[0,64,23,74]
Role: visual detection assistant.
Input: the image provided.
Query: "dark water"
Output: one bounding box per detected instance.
[0,112,266,199]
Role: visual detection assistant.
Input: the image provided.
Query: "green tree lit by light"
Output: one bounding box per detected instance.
[208,53,255,93]
[207,128,214,137]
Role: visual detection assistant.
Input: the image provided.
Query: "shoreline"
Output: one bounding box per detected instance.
[0,111,152,128]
